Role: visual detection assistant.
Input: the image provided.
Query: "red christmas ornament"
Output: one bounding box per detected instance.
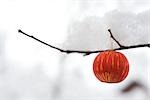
[93,50,129,83]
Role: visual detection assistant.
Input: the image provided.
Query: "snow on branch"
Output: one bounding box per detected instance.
[18,29,150,56]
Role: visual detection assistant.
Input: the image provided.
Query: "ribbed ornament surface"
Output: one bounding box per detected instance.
[93,51,129,83]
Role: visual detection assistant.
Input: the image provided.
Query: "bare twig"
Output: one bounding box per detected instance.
[108,29,125,47]
[18,29,150,55]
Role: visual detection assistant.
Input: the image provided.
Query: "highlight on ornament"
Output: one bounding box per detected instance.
[93,50,129,83]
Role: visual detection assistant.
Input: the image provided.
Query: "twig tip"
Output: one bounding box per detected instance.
[18,29,22,33]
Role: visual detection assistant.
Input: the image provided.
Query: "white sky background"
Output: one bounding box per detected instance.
[0,0,150,100]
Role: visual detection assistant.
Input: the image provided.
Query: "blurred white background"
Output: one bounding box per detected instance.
[0,0,150,100]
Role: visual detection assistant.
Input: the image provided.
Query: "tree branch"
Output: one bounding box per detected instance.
[108,29,125,47]
[18,29,150,55]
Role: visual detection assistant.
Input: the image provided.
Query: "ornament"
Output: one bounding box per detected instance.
[93,50,129,83]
